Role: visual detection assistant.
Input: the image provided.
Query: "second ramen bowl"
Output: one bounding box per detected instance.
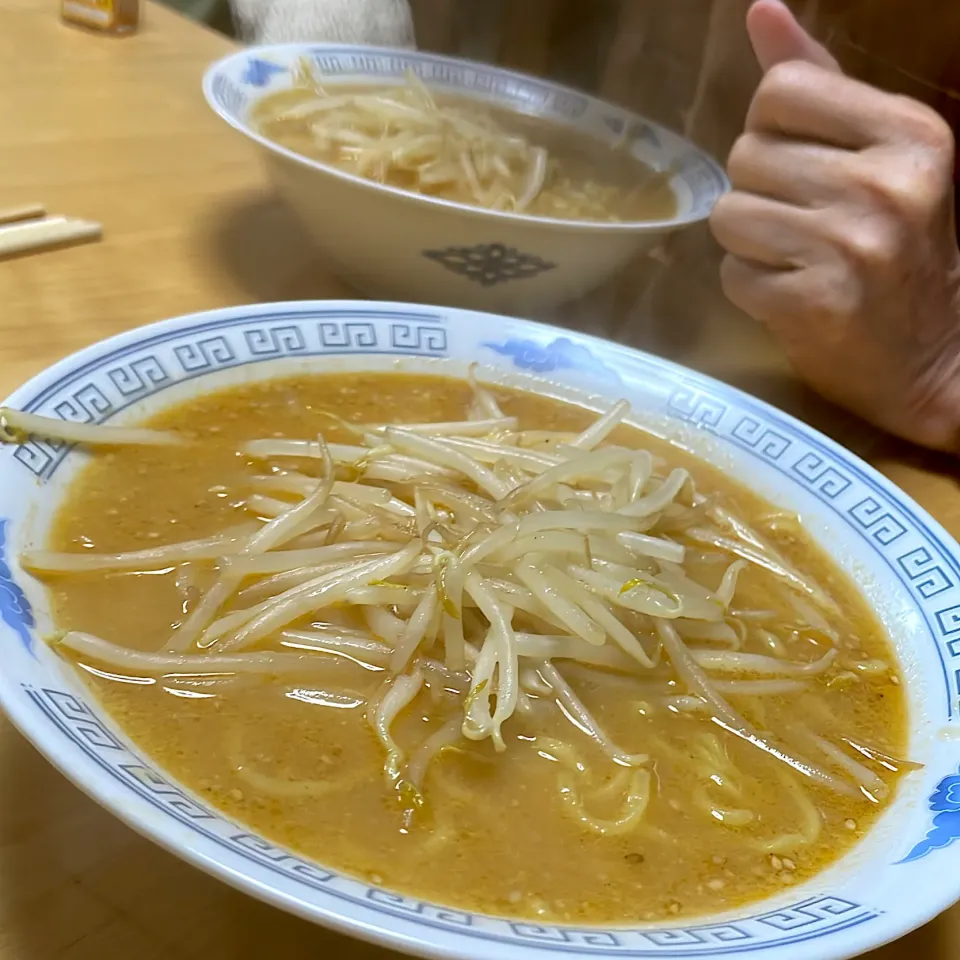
[203,44,728,314]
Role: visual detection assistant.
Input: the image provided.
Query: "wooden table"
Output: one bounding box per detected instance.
[0,2,958,957]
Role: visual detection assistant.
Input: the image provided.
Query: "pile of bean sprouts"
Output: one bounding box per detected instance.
[2,378,916,840]
[253,66,666,221]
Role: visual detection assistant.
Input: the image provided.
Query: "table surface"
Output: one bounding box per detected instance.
[1,2,959,957]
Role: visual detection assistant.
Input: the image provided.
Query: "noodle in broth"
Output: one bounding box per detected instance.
[7,373,910,924]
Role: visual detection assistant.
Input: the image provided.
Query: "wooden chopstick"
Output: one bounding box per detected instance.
[0,216,102,258]
[0,203,46,226]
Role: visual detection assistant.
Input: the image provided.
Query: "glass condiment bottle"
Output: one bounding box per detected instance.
[61,0,139,35]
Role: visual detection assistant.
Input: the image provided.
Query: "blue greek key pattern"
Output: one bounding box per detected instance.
[318,322,377,349]
[730,416,791,461]
[120,763,217,821]
[174,336,236,373]
[42,689,125,751]
[511,927,622,947]
[639,927,749,947]
[898,547,953,600]
[937,606,960,659]
[54,383,113,423]
[659,376,960,711]
[939,606,960,636]
[665,387,727,429]
[791,452,851,499]
[849,497,907,545]
[108,356,172,397]
[758,897,864,931]
[231,833,336,884]
[23,681,880,955]
[504,897,876,954]
[366,889,473,926]
[391,323,447,353]
[12,437,62,478]
[244,326,306,356]
[5,309,451,480]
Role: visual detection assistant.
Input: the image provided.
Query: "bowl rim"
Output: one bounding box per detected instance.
[2,299,959,960]
[201,42,730,235]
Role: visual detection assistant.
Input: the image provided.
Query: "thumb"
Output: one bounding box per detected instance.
[747,0,841,73]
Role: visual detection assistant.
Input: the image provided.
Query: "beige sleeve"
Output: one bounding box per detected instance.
[229,0,415,47]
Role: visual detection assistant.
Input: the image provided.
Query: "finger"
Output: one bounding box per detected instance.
[719,254,811,328]
[747,0,840,74]
[710,192,823,268]
[746,61,908,149]
[727,132,864,207]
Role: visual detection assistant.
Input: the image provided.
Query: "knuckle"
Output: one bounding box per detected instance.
[899,100,955,155]
[835,218,901,268]
[726,134,762,187]
[708,191,736,224]
[718,255,752,305]
[858,164,943,223]
[760,61,812,102]
[708,193,740,244]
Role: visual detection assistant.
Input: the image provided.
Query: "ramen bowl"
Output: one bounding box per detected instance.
[202,45,728,314]
[1,300,958,960]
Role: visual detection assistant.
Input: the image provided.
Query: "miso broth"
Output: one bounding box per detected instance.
[36,374,907,925]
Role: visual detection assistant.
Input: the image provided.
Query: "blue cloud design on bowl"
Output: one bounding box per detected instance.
[241,58,287,88]
[484,337,623,385]
[0,519,34,654]
[900,767,960,863]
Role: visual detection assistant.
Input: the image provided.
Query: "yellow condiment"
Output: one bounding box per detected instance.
[61,0,138,35]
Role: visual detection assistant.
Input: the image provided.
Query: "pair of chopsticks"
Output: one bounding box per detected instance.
[0,203,102,258]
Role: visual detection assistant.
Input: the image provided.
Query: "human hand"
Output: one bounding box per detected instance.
[709,0,960,451]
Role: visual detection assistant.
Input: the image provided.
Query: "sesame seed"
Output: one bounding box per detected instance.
[668,901,681,915]
[229,788,244,802]
[707,879,725,891]
[845,819,858,831]
[770,855,783,871]
[781,858,796,872]
[891,675,900,685]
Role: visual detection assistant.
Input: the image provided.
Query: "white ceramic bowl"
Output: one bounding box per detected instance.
[1,300,959,960]
[202,46,728,314]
